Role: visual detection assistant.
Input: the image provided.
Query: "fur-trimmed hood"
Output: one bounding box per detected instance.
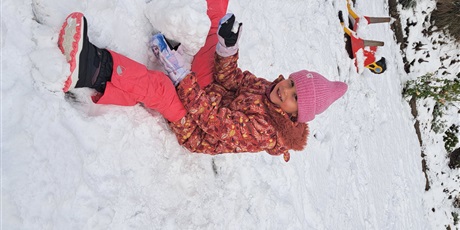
[264,76,309,161]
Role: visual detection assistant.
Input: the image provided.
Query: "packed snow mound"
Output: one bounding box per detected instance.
[144,0,210,56]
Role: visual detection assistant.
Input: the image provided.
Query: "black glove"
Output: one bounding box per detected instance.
[218,14,242,47]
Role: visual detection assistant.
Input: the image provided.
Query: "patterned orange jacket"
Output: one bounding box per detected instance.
[170,53,309,162]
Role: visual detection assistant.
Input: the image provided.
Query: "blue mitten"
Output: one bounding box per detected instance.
[216,13,243,57]
[150,33,189,86]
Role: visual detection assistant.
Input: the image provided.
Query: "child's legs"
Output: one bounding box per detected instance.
[96,50,186,122]
[191,0,229,88]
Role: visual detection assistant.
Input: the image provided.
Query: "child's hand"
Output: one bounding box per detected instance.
[216,13,243,57]
[150,33,189,86]
[218,13,242,47]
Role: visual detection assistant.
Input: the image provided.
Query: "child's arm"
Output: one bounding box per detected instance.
[212,53,249,91]
[210,13,249,90]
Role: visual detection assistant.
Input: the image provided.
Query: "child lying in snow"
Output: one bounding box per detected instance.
[58,0,347,162]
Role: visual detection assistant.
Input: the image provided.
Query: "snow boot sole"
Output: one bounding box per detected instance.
[58,12,86,92]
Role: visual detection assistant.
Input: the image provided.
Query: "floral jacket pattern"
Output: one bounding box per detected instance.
[170,53,309,162]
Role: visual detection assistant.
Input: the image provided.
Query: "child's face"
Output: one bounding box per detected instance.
[269,79,298,114]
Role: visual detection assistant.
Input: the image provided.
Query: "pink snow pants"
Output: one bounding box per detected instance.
[95,50,187,122]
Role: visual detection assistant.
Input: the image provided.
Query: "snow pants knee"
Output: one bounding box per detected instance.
[94,50,186,122]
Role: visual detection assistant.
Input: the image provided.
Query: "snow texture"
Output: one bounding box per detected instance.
[2,0,435,229]
[398,0,460,229]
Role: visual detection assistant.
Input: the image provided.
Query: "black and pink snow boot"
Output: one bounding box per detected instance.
[58,12,112,93]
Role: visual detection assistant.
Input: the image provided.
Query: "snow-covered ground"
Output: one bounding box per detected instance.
[2,0,442,229]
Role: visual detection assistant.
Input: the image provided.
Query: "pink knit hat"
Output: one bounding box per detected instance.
[290,70,348,123]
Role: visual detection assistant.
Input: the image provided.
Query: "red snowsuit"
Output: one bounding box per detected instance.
[170,53,309,161]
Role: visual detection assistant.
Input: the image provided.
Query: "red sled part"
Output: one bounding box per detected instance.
[339,1,389,74]
[350,35,377,67]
